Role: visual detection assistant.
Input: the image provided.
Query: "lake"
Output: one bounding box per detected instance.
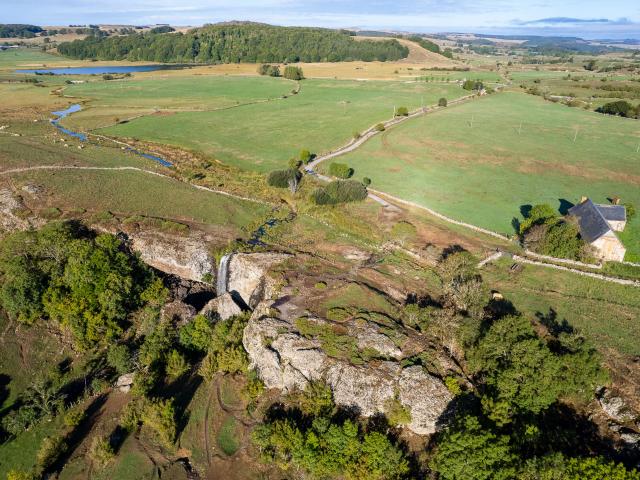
[16,65,182,75]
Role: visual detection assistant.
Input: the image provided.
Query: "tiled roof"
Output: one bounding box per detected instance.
[568,199,612,243]
[595,204,626,222]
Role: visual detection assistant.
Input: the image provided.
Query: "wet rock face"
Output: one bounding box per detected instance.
[243,305,453,436]
[128,231,215,283]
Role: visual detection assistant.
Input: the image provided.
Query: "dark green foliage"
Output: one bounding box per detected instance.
[107,344,133,374]
[362,177,372,186]
[0,24,43,38]
[522,453,640,479]
[407,35,441,54]
[149,26,175,34]
[468,315,606,424]
[518,204,587,260]
[463,80,485,91]
[267,168,302,188]
[395,106,409,116]
[311,180,368,205]
[254,385,409,479]
[375,123,385,132]
[438,97,448,107]
[540,220,584,260]
[283,65,304,80]
[432,415,517,480]
[58,24,408,63]
[258,64,281,77]
[328,162,354,179]
[0,222,155,347]
[179,314,213,352]
[596,100,638,118]
[519,204,558,234]
[200,313,250,376]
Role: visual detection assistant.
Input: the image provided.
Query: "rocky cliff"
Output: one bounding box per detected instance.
[128,230,215,283]
[243,301,453,435]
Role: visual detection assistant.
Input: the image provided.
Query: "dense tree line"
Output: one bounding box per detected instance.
[57,23,409,63]
[0,222,156,348]
[0,24,43,38]
[596,100,640,119]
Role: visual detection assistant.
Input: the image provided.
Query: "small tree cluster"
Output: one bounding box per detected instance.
[395,106,409,116]
[283,65,304,80]
[267,168,302,191]
[311,180,368,205]
[596,100,640,119]
[462,80,484,91]
[518,204,589,261]
[328,162,354,179]
[257,64,281,77]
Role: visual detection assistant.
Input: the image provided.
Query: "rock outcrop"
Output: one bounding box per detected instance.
[115,373,135,393]
[0,188,43,232]
[201,292,244,320]
[243,306,453,435]
[598,388,637,424]
[222,253,291,307]
[128,231,215,283]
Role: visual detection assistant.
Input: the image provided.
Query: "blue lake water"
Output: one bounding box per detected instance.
[50,104,172,167]
[17,65,178,75]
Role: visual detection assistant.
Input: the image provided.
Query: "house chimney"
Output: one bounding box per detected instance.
[580,196,588,204]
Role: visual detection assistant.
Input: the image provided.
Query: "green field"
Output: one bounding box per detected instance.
[62,75,295,130]
[340,91,640,258]
[0,48,65,70]
[9,169,267,229]
[418,70,504,83]
[92,78,465,172]
[484,257,640,356]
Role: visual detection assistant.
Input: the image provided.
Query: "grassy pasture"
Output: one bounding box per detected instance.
[483,257,640,356]
[98,78,465,172]
[7,169,267,229]
[62,75,295,130]
[0,48,66,69]
[0,118,161,170]
[340,92,640,258]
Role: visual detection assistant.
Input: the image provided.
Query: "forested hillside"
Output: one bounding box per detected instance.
[0,24,43,38]
[58,23,409,63]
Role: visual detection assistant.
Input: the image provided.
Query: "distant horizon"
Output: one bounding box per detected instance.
[3,0,640,40]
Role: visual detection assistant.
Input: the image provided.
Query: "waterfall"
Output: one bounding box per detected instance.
[216,253,232,296]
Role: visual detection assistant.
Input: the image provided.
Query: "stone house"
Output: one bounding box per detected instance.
[568,198,627,262]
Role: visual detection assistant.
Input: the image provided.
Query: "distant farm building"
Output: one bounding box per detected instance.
[568,198,627,262]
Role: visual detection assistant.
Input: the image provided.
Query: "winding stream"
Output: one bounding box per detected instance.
[50,104,173,167]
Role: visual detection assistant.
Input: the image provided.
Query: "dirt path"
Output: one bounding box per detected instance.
[304,94,640,287]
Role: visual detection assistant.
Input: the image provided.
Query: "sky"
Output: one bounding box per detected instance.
[4,0,640,39]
